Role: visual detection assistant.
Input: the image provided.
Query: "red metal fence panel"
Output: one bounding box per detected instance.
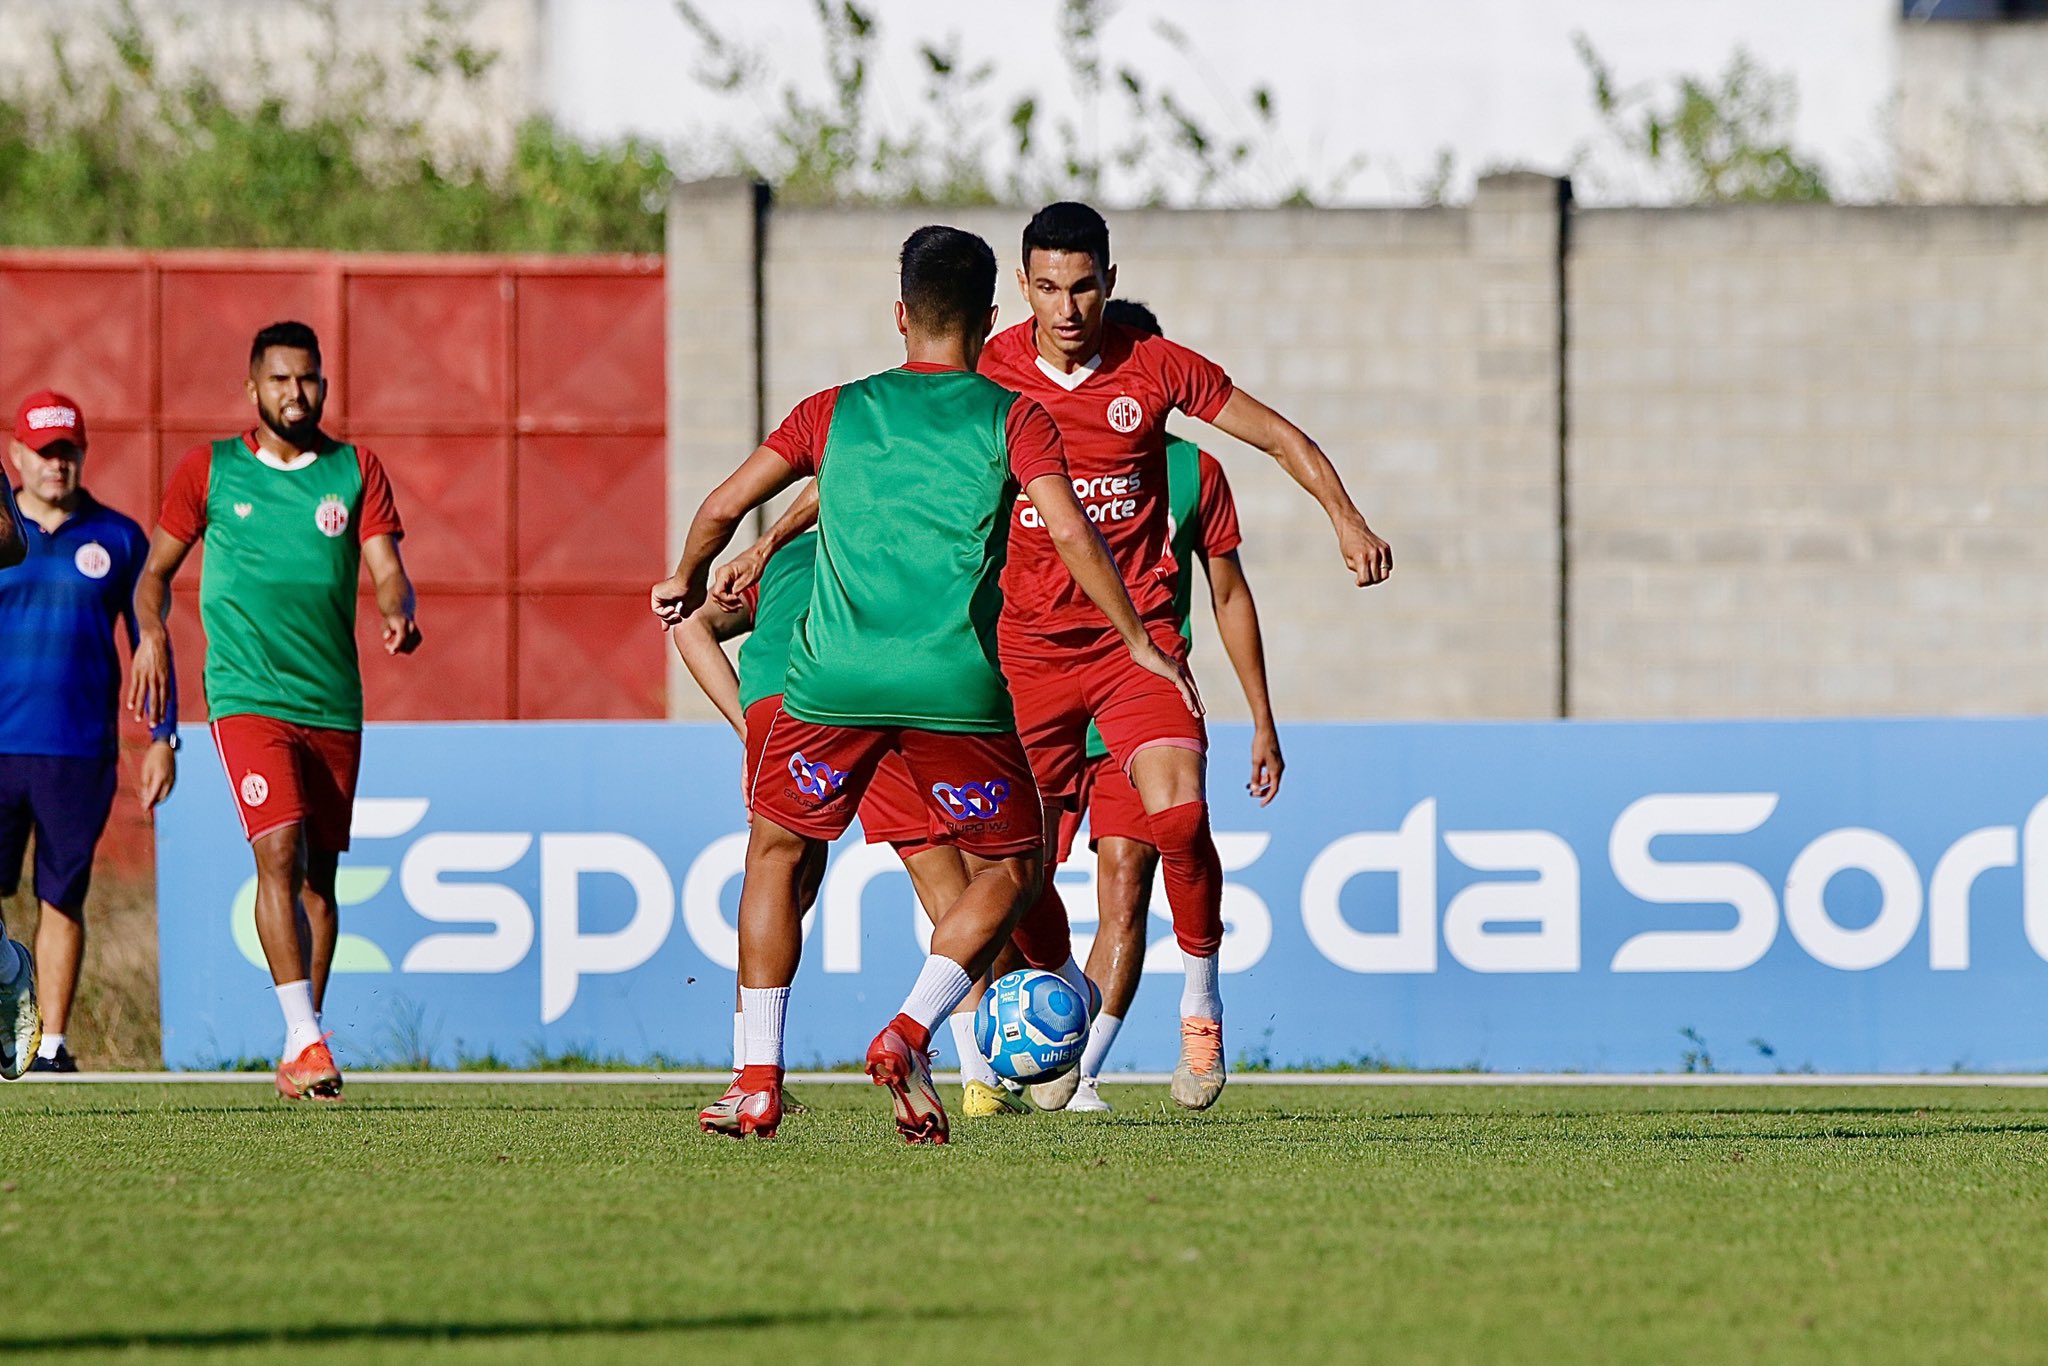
[0,249,668,875]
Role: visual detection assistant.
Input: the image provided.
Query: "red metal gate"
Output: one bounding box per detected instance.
[0,249,668,872]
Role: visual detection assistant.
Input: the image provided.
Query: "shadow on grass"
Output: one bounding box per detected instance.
[6,1303,962,1353]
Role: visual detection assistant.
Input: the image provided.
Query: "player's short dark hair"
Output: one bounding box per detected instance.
[1022,201,1111,275]
[250,321,322,369]
[899,226,998,333]
[1104,299,1162,337]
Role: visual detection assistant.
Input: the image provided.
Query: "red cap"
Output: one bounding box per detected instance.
[12,390,85,450]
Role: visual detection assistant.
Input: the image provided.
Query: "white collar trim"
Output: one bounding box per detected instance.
[1034,352,1101,391]
[250,445,321,472]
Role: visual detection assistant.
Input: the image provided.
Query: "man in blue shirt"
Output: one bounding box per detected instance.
[1,391,177,1073]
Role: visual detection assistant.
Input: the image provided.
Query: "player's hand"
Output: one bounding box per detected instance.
[711,544,771,612]
[1248,725,1285,806]
[127,629,171,727]
[651,574,703,627]
[382,611,423,656]
[1337,509,1392,588]
[139,740,177,811]
[1129,639,1203,720]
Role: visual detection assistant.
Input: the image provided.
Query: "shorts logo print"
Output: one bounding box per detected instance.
[787,751,848,800]
[73,543,112,579]
[1106,394,1143,434]
[932,779,1011,821]
[240,772,270,807]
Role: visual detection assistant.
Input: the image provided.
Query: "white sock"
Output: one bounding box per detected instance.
[731,1009,746,1073]
[275,980,322,1056]
[949,1012,999,1087]
[0,937,24,986]
[1079,1012,1123,1079]
[899,955,973,1033]
[1051,954,1092,1006]
[740,986,789,1069]
[36,1032,64,1060]
[1180,952,1222,1021]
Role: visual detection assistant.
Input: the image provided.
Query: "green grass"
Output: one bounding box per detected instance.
[6,1082,2048,1362]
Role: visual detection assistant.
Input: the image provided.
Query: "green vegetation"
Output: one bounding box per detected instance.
[5,1081,2048,1360]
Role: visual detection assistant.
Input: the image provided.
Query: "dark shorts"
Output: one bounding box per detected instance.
[210,715,363,853]
[0,753,119,911]
[750,707,1044,857]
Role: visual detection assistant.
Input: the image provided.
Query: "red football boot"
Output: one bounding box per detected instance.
[865,1017,948,1146]
[700,1066,782,1138]
[275,1035,343,1101]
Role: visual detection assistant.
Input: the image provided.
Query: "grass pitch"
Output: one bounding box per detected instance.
[6,1081,2048,1362]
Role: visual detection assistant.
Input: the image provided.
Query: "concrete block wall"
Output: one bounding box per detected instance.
[1570,205,2048,717]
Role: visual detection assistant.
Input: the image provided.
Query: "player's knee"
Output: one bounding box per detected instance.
[1145,800,1212,859]
[252,827,303,883]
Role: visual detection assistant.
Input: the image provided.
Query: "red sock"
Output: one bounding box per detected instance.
[1009,872,1074,969]
[738,1063,782,1090]
[890,1013,932,1053]
[1148,800,1224,957]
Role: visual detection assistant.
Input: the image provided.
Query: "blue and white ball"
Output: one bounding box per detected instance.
[974,968,1088,1084]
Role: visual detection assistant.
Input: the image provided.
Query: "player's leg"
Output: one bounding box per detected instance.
[1091,624,1227,1111]
[0,759,41,1080]
[25,752,113,1071]
[302,849,339,1013]
[867,729,1045,1144]
[295,724,361,1020]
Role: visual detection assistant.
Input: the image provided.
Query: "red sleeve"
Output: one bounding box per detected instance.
[156,444,213,543]
[1153,336,1234,424]
[1193,452,1242,558]
[1004,398,1069,488]
[355,447,404,541]
[763,388,839,475]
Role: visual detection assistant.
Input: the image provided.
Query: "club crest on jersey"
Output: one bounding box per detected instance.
[1106,394,1143,434]
[240,773,270,807]
[73,542,112,580]
[788,752,848,800]
[932,779,1011,821]
[314,494,350,538]
[233,502,253,519]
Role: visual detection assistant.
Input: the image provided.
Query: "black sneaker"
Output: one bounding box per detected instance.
[27,1044,77,1073]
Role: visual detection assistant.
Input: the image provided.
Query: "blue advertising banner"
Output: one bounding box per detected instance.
[157,718,2048,1073]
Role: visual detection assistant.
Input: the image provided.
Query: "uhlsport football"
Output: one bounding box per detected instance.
[974,968,1088,1084]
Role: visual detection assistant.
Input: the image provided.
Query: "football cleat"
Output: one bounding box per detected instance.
[1066,1075,1112,1112]
[865,1021,948,1145]
[1171,1017,1225,1111]
[962,1079,1032,1117]
[700,1073,782,1139]
[275,1035,343,1101]
[0,942,39,1081]
[28,1043,78,1074]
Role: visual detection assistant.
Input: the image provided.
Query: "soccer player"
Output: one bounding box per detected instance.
[652,225,1192,1144]
[1,391,180,1073]
[671,529,1029,1124]
[979,202,1390,1111]
[130,321,421,1102]
[1034,300,1283,1113]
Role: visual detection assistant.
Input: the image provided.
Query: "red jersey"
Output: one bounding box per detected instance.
[978,319,1233,646]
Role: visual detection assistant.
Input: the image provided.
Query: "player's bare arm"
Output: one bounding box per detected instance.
[1204,549,1284,805]
[1024,471,1202,720]
[712,481,819,610]
[1209,390,1393,588]
[363,533,422,656]
[0,476,22,569]
[127,528,194,728]
[671,599,752,735]
[655,446,802,626]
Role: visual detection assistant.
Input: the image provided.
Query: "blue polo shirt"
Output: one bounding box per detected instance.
[0,490,176,758]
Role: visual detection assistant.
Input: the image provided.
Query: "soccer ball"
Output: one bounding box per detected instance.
[973,968,1088,1084]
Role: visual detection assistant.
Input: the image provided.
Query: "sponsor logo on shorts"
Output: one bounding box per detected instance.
[73,542,112,579]
[240,772,270,807]
[314,494,350,538]
[787,751,848,800]
[1106,394,1143,434]
[932,779,1011,821]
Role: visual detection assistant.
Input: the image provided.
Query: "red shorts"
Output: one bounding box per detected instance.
[750,707,1043,857]
[210,714,363,853]
[1053,753,1156,863]
[1001,618,1205,803]
[744,696,941,853]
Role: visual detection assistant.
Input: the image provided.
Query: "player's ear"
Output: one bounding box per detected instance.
[1104,262,1117,297]
[894,300,910,340]
[245,372,259,406]
[982,304,997,340]
[1015,265,1029,301]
